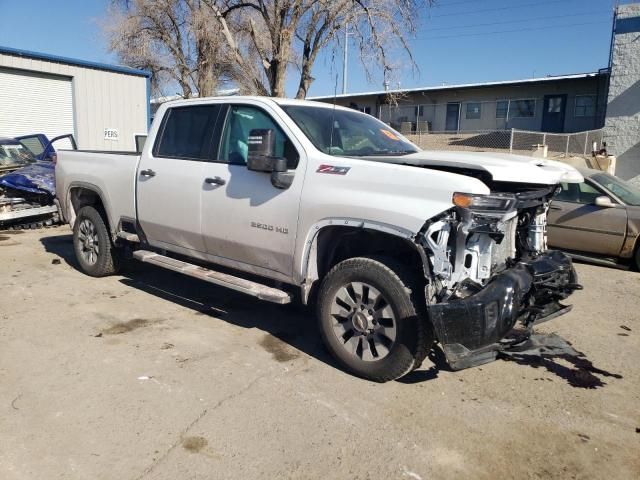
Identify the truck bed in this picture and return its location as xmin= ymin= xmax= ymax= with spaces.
xmin=55 ymin=150 xmax=140 ymax=229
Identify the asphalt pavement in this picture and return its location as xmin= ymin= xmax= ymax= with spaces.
xmin=1 ymin=228 xmax=638 ymax=479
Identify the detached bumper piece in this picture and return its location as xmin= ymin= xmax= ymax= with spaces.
xmin=429 ymin=250 xmax=581 ymax=370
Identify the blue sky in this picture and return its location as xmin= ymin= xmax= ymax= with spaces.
xmin=0 ymin=0 xmax=618 ymax=97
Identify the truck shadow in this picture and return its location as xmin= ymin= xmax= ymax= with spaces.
xmin=41 ymin=233 xmax=446 ymax=381
xmin=41 ymin=234 xmax=618 ymax=387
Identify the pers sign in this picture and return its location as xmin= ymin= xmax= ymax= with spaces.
xmin=104 ymin=128 xmax=119 ymax=141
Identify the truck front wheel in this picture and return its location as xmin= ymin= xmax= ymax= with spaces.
xmin=73 ymin=205 xmax=121 ymax=277
xmin=317 ymin=256 xmax=432 ymax=382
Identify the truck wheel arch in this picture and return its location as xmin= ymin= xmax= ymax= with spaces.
xmin=300 ymin=220 xmax=430 ymax=304
xmin=66 ymin=183 xmax=114 ymax=236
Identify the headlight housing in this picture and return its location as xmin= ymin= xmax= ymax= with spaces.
xmin=452 ymin=192 xmax=517 ymax=213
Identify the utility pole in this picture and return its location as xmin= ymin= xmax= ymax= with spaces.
xmin=342 ymin=23 xmax=349 ymax=94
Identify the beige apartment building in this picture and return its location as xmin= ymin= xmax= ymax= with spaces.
xmin=311 ymin=72 xmax=609 ymax=135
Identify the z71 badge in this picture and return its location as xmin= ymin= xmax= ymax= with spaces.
xmin=316 ymin=164 xmax=351 ymax=175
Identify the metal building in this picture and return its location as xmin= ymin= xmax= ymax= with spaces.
xmin=0 ymin=45 xmax=150 ymax=151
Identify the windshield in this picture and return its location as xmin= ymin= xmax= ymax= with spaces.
xmin=282 ymin=105 xmax=419 ymax=157
xmin=0 ymin=141 xmax=37 ymax=168
xmin=592 ymin=173 xmax=640 ymax=206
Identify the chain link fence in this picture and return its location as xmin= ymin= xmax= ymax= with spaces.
xmin=405 ymin=128 xmax=604 ymax=159
xmin=510 ymin=128 xmax=604 ymax=157
xmin=406 ymin=130 xmax=512 ymax=153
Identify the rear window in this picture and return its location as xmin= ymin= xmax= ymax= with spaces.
xmin=154 ymin=105 xmax=222 ymax=160
xmin=19 ymin=137 xmax=45 ymax=157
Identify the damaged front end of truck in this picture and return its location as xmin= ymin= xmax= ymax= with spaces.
xmin=419 ymin=184 xmax=582 ymax=370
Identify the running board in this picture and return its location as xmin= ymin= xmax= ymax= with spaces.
xmin=132 ymin=250 xmax=292 ymax=304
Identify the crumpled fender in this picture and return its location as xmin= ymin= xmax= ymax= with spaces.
xmin=0 ymin=161 xmax=55 ymax=196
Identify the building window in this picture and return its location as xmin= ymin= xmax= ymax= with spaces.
xmin=547 ymin=97 xmax=563 ymax=113
xmin=575 ymin=95 xmax=596 ymax=117
xmin=466 ymin=102 xmax=481 ymax=119
xmin=496 ymin=100 xmax=509 ymax=119
xmin=513 ymin=99 xmax=535 ymax=117
xmin=414 ymin=105 xmax=424 ymax=117
xmin=359 ymin=106 xmax=372 ymax=115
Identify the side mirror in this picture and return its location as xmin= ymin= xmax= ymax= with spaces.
xmin=594 ymin=195 xmax=615 ymax=208
xmin=246 ymin=129 xmax=287 ymax=173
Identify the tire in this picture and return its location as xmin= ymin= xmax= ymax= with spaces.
xmin=73 ymin=205 xmax=121 ymax=277
xmin=317 ymin=256 xmax=433 ymax=382
xmin=634 ymin=244 xmax=640 ymax=272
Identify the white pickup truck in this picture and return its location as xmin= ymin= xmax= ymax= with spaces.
xmin=56 ymin=97 xmax=583 ymax=381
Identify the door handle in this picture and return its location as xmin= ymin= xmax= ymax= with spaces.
xmin=140 ymin=169 xmax=156 ymax=177
xmin=549 ymin=205 xmax=562 ymax=210
xmin=205 ymin=176 xmax=226 ymax=186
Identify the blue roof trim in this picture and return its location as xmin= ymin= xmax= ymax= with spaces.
xmin=0 ymin=45 xmax=151 ymax=78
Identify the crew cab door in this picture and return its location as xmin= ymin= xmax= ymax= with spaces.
xmin=137 ymin=104 xmax=223 ymax=253
xmin=200 ymin=103 xmax=305 ymax=277
xmin=547 ymin=180 xmax=627 ymax=256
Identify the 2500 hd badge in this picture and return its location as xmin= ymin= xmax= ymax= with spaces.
xmin=251 ymin=221 xmax=289 ymax=234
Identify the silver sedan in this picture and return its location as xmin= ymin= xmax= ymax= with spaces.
xmin=547 ymin=168 xmax=640 ymax=269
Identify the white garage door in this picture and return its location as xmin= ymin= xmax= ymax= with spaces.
xmin=0 ymin=68 xmax=74 ymax=147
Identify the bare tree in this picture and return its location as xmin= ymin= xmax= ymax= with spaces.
xmin=105 ymin=0 xmax=236 ymax=97
xmin=105 ymin=0 xmax=432 ymax=98
xmin=294 ymin=0 xmax=433 ymax=99
xmin=207 ymin=0 xmax=432 ymax=98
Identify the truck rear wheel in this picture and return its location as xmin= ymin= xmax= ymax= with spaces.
xmin=73 ymin=205 xmax=121 ymax=277
xmin=317 ymin=256 xmax=432 ymax=382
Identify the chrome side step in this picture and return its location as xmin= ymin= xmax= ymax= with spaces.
xmin=132 ymin=250 xmax=292 ymax=304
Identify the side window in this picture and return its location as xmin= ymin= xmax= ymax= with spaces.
xmin=577 ymin=181 xmax=603 ymax=204
xmin=135 ymin=134 xmax=147 ymax=154
xmin=555 ymin=181 xmax=605 ymax=204
xmin=555 ymin=182 xmax=578 ymax=202
xmin=219 ymin=106 xmax=299 ymax=168
xmin=155 ymin=105 xmax=221 ymax=160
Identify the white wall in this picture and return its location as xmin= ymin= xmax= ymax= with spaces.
xmin=0 ymin=52 xmax=148 ymax=151
xmin=604 ymin=3 xmax=640 ymax=184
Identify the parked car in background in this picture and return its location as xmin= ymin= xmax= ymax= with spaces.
xmin=0 ymin=134 xmax=75 ymax=228
xmin=547 ymin=168 xmax=640 ymax=269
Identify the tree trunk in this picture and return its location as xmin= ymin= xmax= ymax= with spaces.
xmin=295 ymin=63 xmax=313 ymax=99
xmin=270 ymin=60 xmax=288 ymax=97
xmin=179 ymin=78 xmax=194 ymax=98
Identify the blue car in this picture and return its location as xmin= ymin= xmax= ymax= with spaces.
xmin=0 ymin=134 xmax=76 ymax=227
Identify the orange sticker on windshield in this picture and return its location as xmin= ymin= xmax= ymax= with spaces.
xmin=380 ymin=129 xmax=400 ymax=140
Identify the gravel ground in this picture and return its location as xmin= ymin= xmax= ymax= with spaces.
xmin=0 ymin=227 xmax=638 ymax=480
